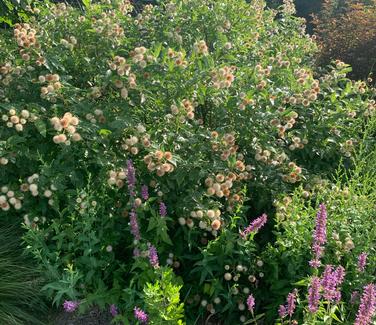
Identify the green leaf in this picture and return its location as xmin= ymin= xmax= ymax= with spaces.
xmin=82 ymin=0 xmax=91 ymax=8
xmin=34 ymin=119 xmax=47 ymax=137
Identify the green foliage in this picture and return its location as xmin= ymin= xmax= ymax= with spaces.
xmin=0 ymin=226 xmax=46 ymax=325
xmin=262 ymin=117 xmax=376 ymax=322
xmin=143 ymin=267 xmax=185 ymax=324
xmin=0 ymin=0 xmax=375 ymax=323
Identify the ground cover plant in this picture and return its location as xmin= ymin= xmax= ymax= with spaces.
xmin=0 ymin=0 xmax=375 ymax=324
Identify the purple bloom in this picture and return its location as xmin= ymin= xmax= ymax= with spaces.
xmin=354 ymin=284 xmax=376 ymax=325
xmin=159 ymin=202 xmax=167 ymax=217
xmin=63 ymin=300 xmax=80 ymax=313
xmin=147 ymin=243 xmax=159 ymax=268
xmin=247 ymin=294 xmax=255 ymax=312
xmin=141 ymin=185 xmax=149 ymax=200
xmin=286 ymin=289 xmax=297 ymax=317
xmin=321 ymin=265 xmax=345 ymax=302
xmin=126 ymin=160 xmax=136 ymax=197
xmin=109 ymin=304 xmax=118 ymax=317
xmin=308 ymin=276 xmax=321 ymax=313
xmin=309 ymin=204 xmax=327 ymax=268
xmin=278 ymin=304 xmax=287 ymax=318
xmin=240 ymin=214 xmax=267 ymax=238
xmin=134 ymin=307 xmax=148 ymax=324
xmin=130 ymin=209 xmax=141 ymax=241
xmin=358 ymin=252 xmax=368 ymax=272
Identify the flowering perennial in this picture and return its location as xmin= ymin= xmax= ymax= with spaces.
xmin=240 ymin=214 xmax=267 ymax=238
xmin=134 ymin=307 xmax=149 ymax=324
xmin=354 ymin=284 xmax=376 ymax=325
xmin=309 ymin=203 xmax=327 ymax=268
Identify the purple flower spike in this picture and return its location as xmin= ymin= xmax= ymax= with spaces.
xmin=247 ymin=294 xmax=255 ymax=312
xmin=354 ymin=284 xmax=376 ymax=325
xmin=159 ymin=202 xmax=167 ymax=217
xmin=126 ymin=160 xmax=136 ymax=197
xmin=63 ymin=300 xmax=80 ymax=313
xmin=134 ymin=307 xmax=149 ymax=324
xmin=321 ymin=265 xmax=345 ymax=302
xmin=141 ymin=185 xmax=149 ymax=200
xmin=240 ymin=214 xmax=267 ymax=238
xmin=147 ymin=243 xmax=159 ymax=268
xmin=308 ymin=276 xmax=321 ymax=313
xmin=358 ymin=252 xmax=368 ymax=272
xmin=130 ymin=209 xmax=141 ymax=241
xmin=109 ymin=304 xmax=118 ymax=317
xmin=287 ymin=289 xmax=297 ymax=317
xmin=278 ymin=305 xmax=287 ymax=318
xmin=309 ymin=204 xmax=327 ymax=268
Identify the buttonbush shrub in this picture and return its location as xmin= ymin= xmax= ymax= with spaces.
xmin=0 ymin=0 xmax=375 ymax=323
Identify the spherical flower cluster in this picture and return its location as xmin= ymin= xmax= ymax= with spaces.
xmin=107 ymin=169 xmax=127 ymax=188
xmin=211 ymin=66 xmax=236 ymax=89
xmin=211 ymin=132 xmax=237 ymax=160
xmin=193 ymin=40 xmax=209 ymax=55
xmin=143 ymin=150 xmax=175 ymax=176
xmin=190 ymin=208 xmax=222 ymax=232
xmin=0 ymin=186 xmax=23 ymax=211
xmin=60 ymin=36 xmax=77 ymax=50
xmin=282 ymin=161 xmax=302 ymax=184
xmin=170 ymin=99 xmax=196 ymax=121
xmin=39 ymin=73 xmax=62 ymax=98
xmin=2 ymin=108 xmax=34 ymax=132
xmin=109 ymin=56 xmax=131 ymax=77
xmin=122 ymin=129 xmax=150 ymax=155
xmin=50 ymin=112 xmax=81 ymax=144
xmin=167 ymin=48 xmax=187 ymax=67
xmin=238 ymin=92 xmax=255 ymax=110
xmin=92 ymin=13 xmax=124 ymax=39
xmin=85 ymin=109 xmax=106 ymax=124
xmin=205 ymin=173 xmax=236 ymax=199
xmin=131 ymin=46 xmax=154 ymax=68
xmin=14 ymin=23 xmax=39 ymax=50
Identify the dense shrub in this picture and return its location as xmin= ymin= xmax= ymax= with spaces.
xmin=0 ymin=0 xmax=375 ymax=323
xmin=313 ymin=0 xmax=376 ymax=82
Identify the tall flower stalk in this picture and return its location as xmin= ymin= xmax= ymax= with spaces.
xmin=309 ymin=204 xmax=327 ymax=268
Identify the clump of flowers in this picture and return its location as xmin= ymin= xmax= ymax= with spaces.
xmin=2 ymin=108 xmax=35 ymax=132
xmin=211 ymin=66 xmax=236 ymax=89
xmin=39 ymin=73 xmax=62 ymax=98
xmin=63 ymin=300 xmax=80 ymax=313
xmin=170 ymin=99 xmax=196 ymax=121
xmin=134 ymin=307 xmax=148 ymax=324
xmin=143 ymin=150 xmax=175 ymax=176
xmin=50 ymin=112 xmax=81 ymax=144
xmin=193 ymin=40 xmax=209 ymax=55
xmin=107 ymin=169 xmax=127 ymax=188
